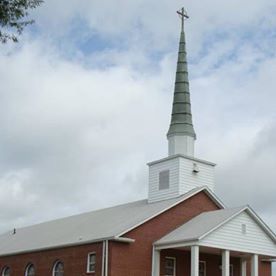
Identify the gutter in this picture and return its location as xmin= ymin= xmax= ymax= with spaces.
xmin=105 ymin=240 xmax=108 ymax=276
xmin=0 ymin=236 xmax=134 ymax=258
xmin=101 ymin=241 xmax=105 ymax=276
xmin=261 ymin=259 xmax=276 ymax=262
xmin=111 ymin=237 xmax=135 ymax=243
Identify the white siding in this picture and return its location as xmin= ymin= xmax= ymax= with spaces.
xmin=148 ymin=155 xmax=215 ymax=203
xmin=148 ymin=157 xmax=180 ymax=203
xmin=179 ymin=158 xmax=215 ymax=194
xmin=200 ymin=211 xmax=276 ymax=257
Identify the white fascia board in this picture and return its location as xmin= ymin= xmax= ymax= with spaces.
xmin=0 ymin=236 xmax=115 ymax=257
xmin=198 ymin=206 xmax=276 ymax=244
xmin=147 ymin=154 xmax=216 ymax=167
xmin=0 ymin=236 xmax=135 ymax=258
xmin=198 ymin=242 xmax=276 ymax=258
xmin=154 ymin=240 xmax=198 ymax=250
xmin=245 ymin=206 xmax=276 ymax=243
xmin=198 ymin=206 xmax=247 ymax=240
xmin=117 ymin=187 xmax=225 ymax=238
xmin=201 ymin=186 xmax=226 ymax=209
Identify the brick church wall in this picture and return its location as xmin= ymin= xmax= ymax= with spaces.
xmin=108 ymin=191 xmax=220 ymax=276
xmin=0 ymin=242 xmax=103 ymax=276
xmin=0 ymin=191 xmax=272 ymax=276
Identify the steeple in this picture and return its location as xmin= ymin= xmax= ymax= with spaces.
xmin=147 ymin=9 xmax=216 ymax=203
xmin=167 ymin=8 xmax=196 ymax=157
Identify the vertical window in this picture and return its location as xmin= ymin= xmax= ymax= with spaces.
xmin=2 ymin=267 xmax=11 ymax=276
xmin=87 ymin=253 xmax=96 ymax=273
xmin=159 ymin=170 xmax=170 ymax=190
xmin=242 ymin=224 xmax=247 ymax=234
xmin=52 ymin=261 xmax=64 ymax=276
xmin=25 ymin=264 xmax=35 ymax=276
xmin=165 ymin=257 xmax=176 ymax=276
xmin=199 ymin=261 xmax=206 ymax=276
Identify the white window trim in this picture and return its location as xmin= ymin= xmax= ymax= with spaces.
xmin=87 ymin=252 xmax=96 ymax=273
xmin=25 ymin=263 xmax=35 ymax=276
xmin=199 ymin=260 xmax=206 ymax=276
xmin=159 ymin=170 xmax=170 ymax=190
xmin=1 ymin=267 xmax=10 ymax=276
xmin=52 ymin=260 xmax=64 ymax=276
xmin=165 ymin=256 xmax=176 ymax=276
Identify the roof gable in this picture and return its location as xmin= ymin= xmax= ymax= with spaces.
xmin=201 ymin=208 xmax=276 ymax=256
xmin=155 ymin=206 xmax=276 ymax=257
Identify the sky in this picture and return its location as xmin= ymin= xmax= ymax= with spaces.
xmin=0 ymin=0 xmax=276 ymax=270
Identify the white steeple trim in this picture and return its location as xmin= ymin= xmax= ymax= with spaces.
xmin=168 ymin=135 xmax=195 ymax=156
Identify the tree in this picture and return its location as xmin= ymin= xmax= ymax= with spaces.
xmin=0 ymin=0 xmax=43 ymax=43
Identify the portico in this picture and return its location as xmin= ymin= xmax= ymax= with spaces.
xmin=152 ymin=206 xmax=276 ymax=276
xmin=152 ymin=245 xmax=263 ymax=276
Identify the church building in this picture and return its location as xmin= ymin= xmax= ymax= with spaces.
xmin=0 ymin=8 xmax=276 ymax=276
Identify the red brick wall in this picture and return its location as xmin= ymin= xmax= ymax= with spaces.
xmin=108 ymin=191 xmax=220 ymax=276
xmin=0 ymin=191 xmax=272 ymax=276
xmin=259 ymin=260 xmax=271 ymax=276
xmin=0 ymin=242 xmax=103 ymax=276
xmin=108 ymin=191 xmax=272 ymax=276
xmin=246 ymin=258 xmax=272 ymax=276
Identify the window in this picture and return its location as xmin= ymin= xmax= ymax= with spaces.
xmin=159 ymin=170 xmax=170 ymax=190
xmin=199 ymin=261 xmax=206 ymax=276
xmin=87 ymin=253 xmax=96 ymax=273
xmin=165 ymin=257 xmax=176 ymax=276
xmin=242 ymin=224 xmax=247 ymax=234
xmin=53 ymin=261 xmax=64 ymax=276
xmin=2 ymin=267 xmax=11 ymax=276
xmin=25 ymin=264 xmax=35 ymax=276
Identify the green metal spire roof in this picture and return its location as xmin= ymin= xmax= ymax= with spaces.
xmin=167 ymin=10 xmax=196 ymax=139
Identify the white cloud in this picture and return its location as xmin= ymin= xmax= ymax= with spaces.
xmin=0 ymin=3 xmax=276 ymax=267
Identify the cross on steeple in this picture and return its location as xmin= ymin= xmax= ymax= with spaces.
xmin=176 ymin=7 xmax=189 ymax=31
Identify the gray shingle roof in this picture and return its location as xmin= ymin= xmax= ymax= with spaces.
xmin=0 ymin=186 xmax=220 ymax=256
xmin=155 ymin=207 xmax=245 ymax=246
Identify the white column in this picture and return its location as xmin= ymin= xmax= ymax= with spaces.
xmin=241 ymin=259 xmax=247 ymax=276
xmin=152 ymin=248 xmax=160 ymax=276
xmin=191 ymin=245 xmax=199 ymax=276
xmin=222 ymin=250 xmax=230 ymax=276
xmin=251 ymin=254 xmax=258 ymax=276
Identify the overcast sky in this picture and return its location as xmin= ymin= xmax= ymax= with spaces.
xmin=0 ymin=0 xmax=276 ymax=269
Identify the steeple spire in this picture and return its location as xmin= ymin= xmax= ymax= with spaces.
xmin=167 ymin=8 xmax=196 ymax=157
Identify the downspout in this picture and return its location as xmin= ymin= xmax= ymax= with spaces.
xmin=105 ymin=240 xmax=109 ymax=276
xmin=101 ymin=240 xmax=106 ymax=276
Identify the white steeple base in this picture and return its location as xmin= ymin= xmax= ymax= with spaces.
xmin=147 ymin=154 xmax=216 ymax=203
xmin=168 ymin=135 xmax=195 ymax=157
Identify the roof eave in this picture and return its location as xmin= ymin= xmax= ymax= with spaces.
xmin=0 ymin=235 xmax=136 ymax=258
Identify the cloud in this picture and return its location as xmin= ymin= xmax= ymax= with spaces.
xmin=0 ymin=3 xmax=276 ymax=267
xmin=0 ymin=37 xmax=173 ymax=230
